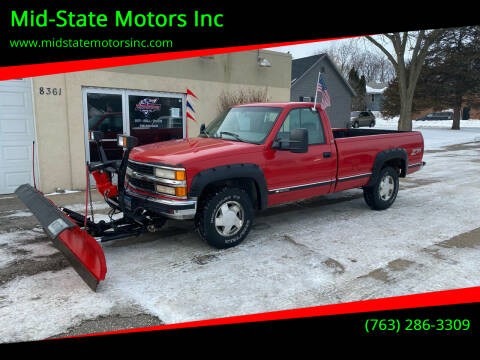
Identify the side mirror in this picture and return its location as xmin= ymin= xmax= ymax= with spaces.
xmin=117 ymin=134 xmax=138 ymax=150
xmin=289 ymin=128 xmax=308 ymax=153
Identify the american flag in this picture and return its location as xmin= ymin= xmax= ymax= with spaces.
xmin=316 ymin=74 xmax=331 ymax=110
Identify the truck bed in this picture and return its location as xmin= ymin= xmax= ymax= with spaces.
xmin=332 ymin=128 xmax=405 ymax=138
xmin=331 ymin=128 xmax=425 ymax=192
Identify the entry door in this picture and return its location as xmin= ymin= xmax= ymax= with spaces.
xmin=82 ymin=88 xmax=127 ymax=163
xmin=266 ymin=107 xmax=336 ymax=205
xmin=83 ymin=88 xmax=186 ymax=163
xmin=0 ymin=79 xmax=36 ymax=194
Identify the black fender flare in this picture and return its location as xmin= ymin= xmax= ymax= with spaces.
xmin=188 ymin=163 xmax=269 ymax=210
xmin=366 ymin=148 xmax=408 ymax=187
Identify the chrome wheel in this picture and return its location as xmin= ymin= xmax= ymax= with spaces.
xmin=379 ymin=175 xmax=394 ymax=201
xmin=214 ymin=201 xmax=244 ymax=236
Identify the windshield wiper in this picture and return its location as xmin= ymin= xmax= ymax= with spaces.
xmin=219 ymin=131 xmax=245 ymax=142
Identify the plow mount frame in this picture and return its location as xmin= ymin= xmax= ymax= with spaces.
xmin=14 ymin=133 xmax=167 ymax=291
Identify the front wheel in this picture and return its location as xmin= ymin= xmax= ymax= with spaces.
xmin=363 ymin=166 xmax=399 ymax=210
xmin=369 ymin=121 xmax=375 ymax=128
xmin=195 ymin=187 xmax=254 ymax=249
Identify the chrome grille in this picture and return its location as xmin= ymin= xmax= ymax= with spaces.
xmin=127 ymin=161 xmax=154 ymax=175
xmin=128 ymin=177 xmax=155 ymax=192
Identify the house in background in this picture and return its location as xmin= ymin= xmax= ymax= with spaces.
xmin=290 ymin=54 xmax=356 ymax=128
xmin=365 ymin=82 xmax=387 ymax=112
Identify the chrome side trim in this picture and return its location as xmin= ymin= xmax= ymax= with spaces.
xmin=408 ymin=162 xmax=423 ymax=168
xmin=337 ymin=173 xmax=372 ymax=182
xmin=268 ymin=179 xmax=335 ymax=194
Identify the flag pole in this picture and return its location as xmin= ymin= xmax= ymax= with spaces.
xmin=312 ymin=72 xmax=321 ymax=111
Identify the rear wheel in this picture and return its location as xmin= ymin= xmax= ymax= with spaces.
xmin=353 ymin=121 xmax=360 ymax=128
xmin=363 ymin=166 xmax=399 ymax=210
xmin=195 ymin=187 xmax=254 ymax=249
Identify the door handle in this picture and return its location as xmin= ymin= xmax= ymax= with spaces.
xmin=323 ymin=152 xmax=332 ymax=158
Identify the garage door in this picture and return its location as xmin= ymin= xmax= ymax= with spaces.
xmin=0 ymin=79 xmax=36 ymax=194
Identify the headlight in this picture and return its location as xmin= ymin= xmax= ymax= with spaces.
xmin=155 ymin=168 xmax=175 ymax=179
xmin=155 ymin=184 xmax=187 ymax=197
xmin=156 ymin=184 xmax=176 ymax=196
xmin=154 ymin=168 xmax=186 ymax=181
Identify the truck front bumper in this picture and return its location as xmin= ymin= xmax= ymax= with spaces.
xmin=124 ymin=188 xmax=197 ymax=220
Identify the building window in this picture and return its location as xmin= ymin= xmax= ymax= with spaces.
xmin=86 ymin=92 xmax=123 ymax=162
xmin=83 ymin=88 xmax=185 ymax=163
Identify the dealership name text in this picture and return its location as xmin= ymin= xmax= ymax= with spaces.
xmin=11 ymin=10 xmax=224 ymax=28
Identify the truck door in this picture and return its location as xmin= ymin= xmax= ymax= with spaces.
xmin=265 ymin=107 xmax=337 ymax=206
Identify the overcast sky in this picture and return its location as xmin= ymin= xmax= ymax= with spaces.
xmin=264 ymin=35 xmax=400 ymax=60
xmin=265 ymin=38 xmax=355 ymax=59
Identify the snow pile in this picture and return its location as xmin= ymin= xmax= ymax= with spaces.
xmin=0 ymin=270 xmax=117 ymax=343
xmin=45 ymin=190 xmax=80 ymax=196
xmin=375 ymin=116 xmax=480 ymax=129
xmin=375 ymin=116 xmax=480 ymax=150
xmin=1 ymin=211 xmax=32 ymax=218
xmin=366 ymin=85 xmax=387 ymax=94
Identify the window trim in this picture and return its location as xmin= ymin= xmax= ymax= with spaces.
xmin=273 ymin=107 xmax=326 ymax=146
xmin=82 ymin=87 xmax=186 ymax=164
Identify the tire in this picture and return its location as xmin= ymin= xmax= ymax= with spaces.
xmin=195 ymin=187 xmax=254 ymax=249
xmin=369 ymin=121 xmax=375 ymax=128
xmin=353 ymin=121 xmax=360 ymax=128
xmin=362 ymin=166 xmax=399 ymax=210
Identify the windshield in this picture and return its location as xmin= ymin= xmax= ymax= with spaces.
xmin=204 ymin=106 xmax=283 ymax=144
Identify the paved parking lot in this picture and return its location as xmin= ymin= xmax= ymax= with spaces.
xmin=1 ymin=127 xmax=480 ymax=343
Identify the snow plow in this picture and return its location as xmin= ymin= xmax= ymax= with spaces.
xmin=15 ymin=132 xmax=166 ymax=291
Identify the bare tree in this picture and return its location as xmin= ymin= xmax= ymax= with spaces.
xmin=366 ymin=30 xmax=446 ymax=130
xmin=217 ymin=87 xmax=269 ymax=113
xmin=324 ymin=39 xmax=395 ymax=84
xmin=362 ymin=52 xmax=396 ymax=83
xmin=324 ymin=40 xmax=360 ymax=77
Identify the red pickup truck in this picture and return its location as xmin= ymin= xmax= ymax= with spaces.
xmin=16 ymin=101 xmax=425 ymax=290
xmin=124 ymin=102 xmax=425 ymax=249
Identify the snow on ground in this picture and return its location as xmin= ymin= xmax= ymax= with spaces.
xmin=375 ymin=116 xmax=480 ymax=149
xmin=1 ymin=124 xmax=480 ymax=342
xmin=58 ymin=201 xmax=111 ymax=213
xmin=1 ymin=211 xmax=33 ymax=218
xmin=0 ymin=201 xmax=111 ymax=221
xmin=45 ymin=190 xmax=81 ymax=196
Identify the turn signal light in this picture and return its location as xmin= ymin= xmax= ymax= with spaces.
xmin=175 ymin=187 xmax=187 ymax=197
xmin=117 ymin=134 xmax=138 ymax=149
xmin=175 ymin=171 xmax=186 ymax=181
